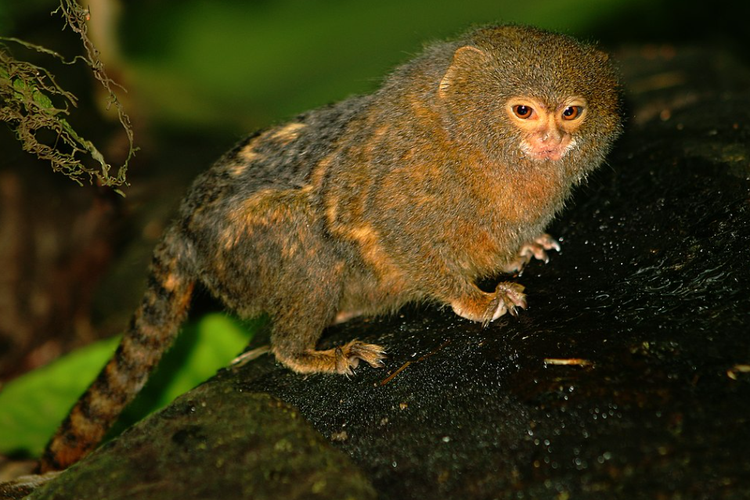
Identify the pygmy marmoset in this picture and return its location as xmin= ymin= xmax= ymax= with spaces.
xmin=41 ymin=24 xmax=622 ymax=471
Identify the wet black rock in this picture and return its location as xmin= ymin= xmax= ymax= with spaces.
xmin=27 ymin=388 xmax=376 ymax=500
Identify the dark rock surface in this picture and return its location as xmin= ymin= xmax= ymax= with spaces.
xmin=28 ymin=45 xmax=750 ymax=499
xmin=27 ymin=387 xmax=376 ymax=500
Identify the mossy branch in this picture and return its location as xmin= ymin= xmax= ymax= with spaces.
xmin=0 ymin=0 xmax=136 ymax=193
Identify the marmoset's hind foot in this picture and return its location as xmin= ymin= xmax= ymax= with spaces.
xmin=274 ymin=340 xmax=386 ymax=375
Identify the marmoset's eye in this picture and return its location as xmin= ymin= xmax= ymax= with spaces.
xmin=561 ymin=105 xmax=583 ymax=120
xmin=512 ymin=105 xmax=534 ymax=119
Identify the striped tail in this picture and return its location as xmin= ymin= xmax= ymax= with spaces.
xmin=40 ymin=227 xmax=195 ymax=472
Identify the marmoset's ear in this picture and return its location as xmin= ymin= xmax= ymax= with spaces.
xmin=439 ymin=45 xmax=487 ymax=99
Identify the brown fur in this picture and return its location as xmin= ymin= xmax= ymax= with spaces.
xmin=40 ymin=25 xmax=621 ymax=472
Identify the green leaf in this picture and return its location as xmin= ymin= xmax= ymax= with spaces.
xmin=124 ymin=313 xmax=259 ymax=416
xmin=0 ymin=313 xmax=259 ymax=458
xmin=0 ymin=335 xmax=120 ymax=457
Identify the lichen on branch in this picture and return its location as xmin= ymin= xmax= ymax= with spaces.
xmin=0 ymin=0 xmax=136 ymax=193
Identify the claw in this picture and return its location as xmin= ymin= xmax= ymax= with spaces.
xmin=502 ymin=233 xmax=561 ymax=274
xmin=485 ymin=281 xmax=527 ymax=323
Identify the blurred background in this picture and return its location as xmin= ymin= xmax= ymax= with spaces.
xmin=0 ymin=0 xmax=744 ymax=402
xmin=2 ymin=0 xmax=746 ymax=140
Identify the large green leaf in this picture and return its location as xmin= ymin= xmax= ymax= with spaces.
xmin=0 ymin=313 xmax=258 ymax=457
xmin=0 ymin=335 xmax=120 ymax=458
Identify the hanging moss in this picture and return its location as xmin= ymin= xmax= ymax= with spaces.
xmin=0 ymin=0 xmax=135 ymax=193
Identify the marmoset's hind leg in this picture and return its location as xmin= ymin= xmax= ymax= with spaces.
xmin=267 ymin=268 xmax=385 ymax=375
xmin=211 ymin=187 xmax=386 ymax=375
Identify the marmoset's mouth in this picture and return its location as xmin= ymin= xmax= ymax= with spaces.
xmin=532 ymin=148 xmax=564 ymax=161
xmin=521 ymin=136 xmax=576 ymax=162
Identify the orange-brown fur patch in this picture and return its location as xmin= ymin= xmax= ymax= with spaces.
xmin=235 ymin=136 xmax=264 ymax=164
xmin=220 ymin=186 xmax=314 ymax=251
xmin=270 ymin=122 xmax=307 ymax=144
